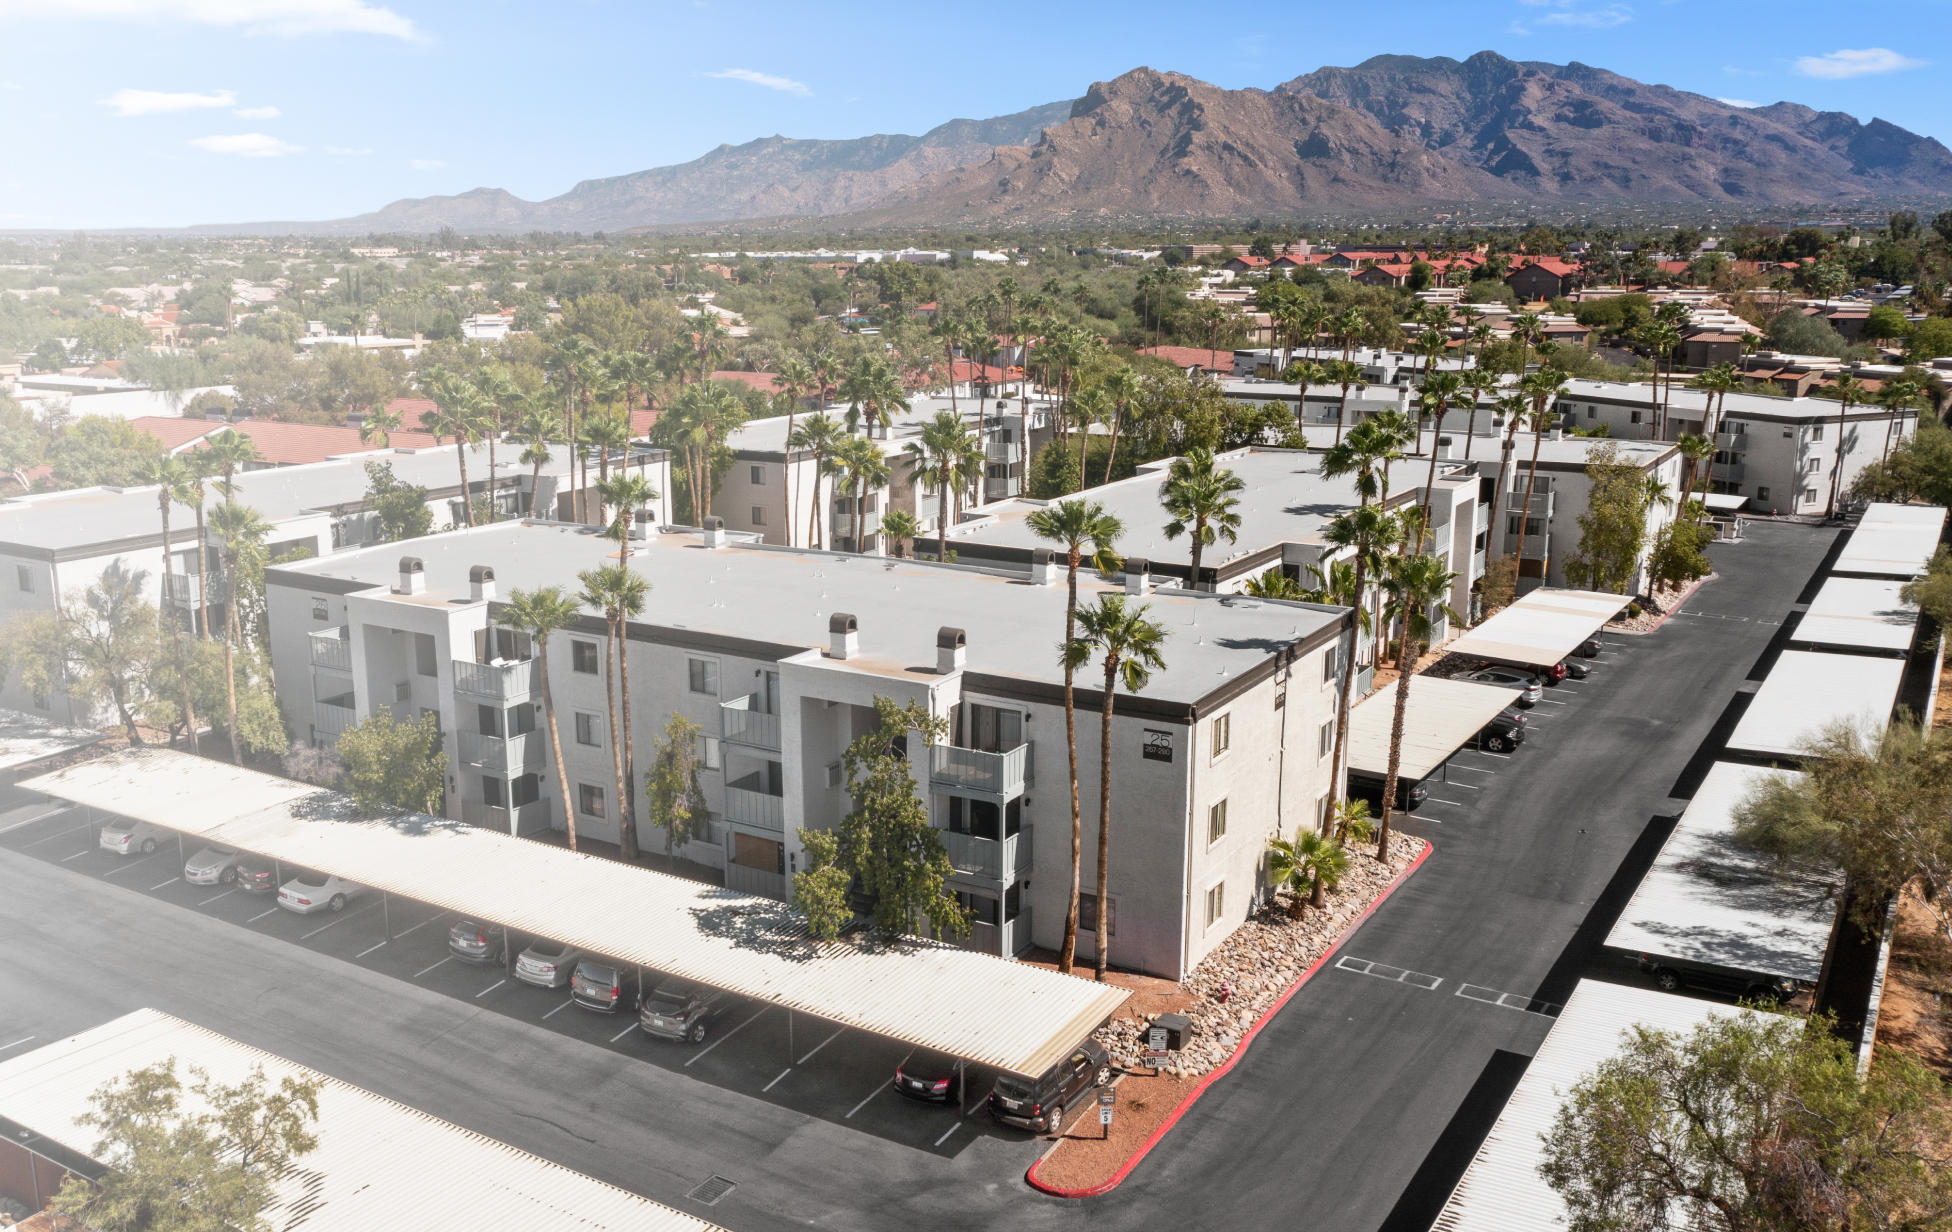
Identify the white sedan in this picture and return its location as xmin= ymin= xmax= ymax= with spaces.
xmin=99 ymin=819 xmax=168 ymax=856
xmin=277 ymin=872 xmax=363 ymax=915
xmin=183 ymin=845 xmax=242 ymax=886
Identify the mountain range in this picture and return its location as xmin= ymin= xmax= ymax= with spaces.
xmin=191 ymin=52 xmax=1952 ymax=235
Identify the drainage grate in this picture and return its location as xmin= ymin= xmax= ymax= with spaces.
xmin=685 ymin=1176 xmax=737 ymax=1206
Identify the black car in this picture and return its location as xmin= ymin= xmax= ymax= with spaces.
xmin=1477 ymin=706 xmax=1527 ymax=754
xmin=637 ymin=978 xmax=736 ymax=1042
xmin=894 ymin=1048 xmax=965 ymax=1104
xmin=988 ymin=1039 xmax=1111 ymax=1133
xmin=1637 ymin=954 xmax=1796 ymax=1003
xmin=1347 ymin=768 xmax=1426 ymax=811
xmin=234 ymin=857 xmax=279 ymax=894
xmin=569 ymin=960 xmax=629 ymax=1013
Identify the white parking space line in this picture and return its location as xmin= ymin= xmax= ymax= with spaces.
xmin=249 ymin=907 xmax=279 ymax=922
xmin=22 ymin=824 xmax=85 ymax=849
xmin=476 ymin=979 xmax=506 ymax=999
xmin=0 ymin=805 xmax=70 ymax=835
xmin=393 ymin=915 xmax=440 ymax=938
xmin=542 ymin=997 xmax=573 ymax=1019
xmin=0 ymin=1037 xmax=33 ymax=1053
xmin=1424 ymin=797 xmax=1468 ymax=807
xmin=1450 ymin=765 xmax=1497 ymax=773
xmin=762 ymin=1068 xmax=791 ymax=1092
xmin=934 ymin=1122 xmax=961 ymax=1147
xmin=301 ymin=903 xmax=378 ymax=939
xmin=355 ymin=941 xmax=388 ymax=958
xmin=60 ymin=850 xmax=89 ymax=862
xmin=101 ymin=854 xmax=160 ymax=877
xmin=150 ymin=877 xmax=179 ymax=890
xmin=413 ymin=956 xmax=451 ymax=979
xmin=799 ymin=1027 xmax=845 ymax=1065
xmin=197 ymin=889 xmax=235 ymax=906
xmin=848 ymin=1048 xmax=913 ymax=1118
xmin=1469 ymin=751 xmax=1513 ymax=760
xmin=610 ymin=1023 xmax=638 ymax=1043
xmin=1537 ymin=699 xmax=1568 ymax=705
xmin=685 ymin=1008 xmax=767 ymax=1067
xmin=1447 ymin=782 xmax=1481 ymax=790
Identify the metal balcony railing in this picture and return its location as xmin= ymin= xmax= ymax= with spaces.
xmin=985 ymin=440 xmax=1021 ymax=463
xmin=1509 ymin=535 xmax=1552 ymax=560
xmin=461 ymin=799 xmax=552 ymax=834
xmin=720 ymin=696 xmax=780 ymax=751
xmin=942 ymin=824 xmax=1034 ymax=881
xmin=929 ymin=742 xmax=1033 ymax=798
xmin=1505 ymin=489 xmax=1554 ymax=517
xmin=458 ymin=729 xmax=544 ymax=773
xmin=1710 ymin=462 xmax=1746 ymax=482
xmin=984 ymin=478 xmax=1017 ymax=500
xmin=724 ymin=783 xmax=784 ymax=831
xmin=313 ymin=701 xmax=356 ymax=740
xmin=831 ymin=512 xmax=880 ymax=537
xmin=164 ymin=572 xmax=222 ymax=604
xmin=452 ymin=658 xmax=538 ymax=701
xmin=309 ymin=626 xmax=351 ymax=671
xmin=1714 ymin=432 xmax=1749 ymax=451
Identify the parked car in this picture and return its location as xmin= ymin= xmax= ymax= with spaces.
xmin=1529 ymin=661 xmax=1569 ymax=685
xmin=98 ymin=819 xmax=167 ymax=856
xmin=1347 ymin=768 xmax=1426 ymax=811
xmin=569 ymin=959 xmax=629 ymax=1013
xmin=1563 ymin=659 xmax=1589 ymax=681
xmin=514 ymin=939 xmax=585 ymax=989
xmin=1636 ymin=954 xmax=1796 ymax=1003
xmin=895 ymin=1048 xmax=966 ymax=1104
xmin=1477 ymin=707 xmax=1527 ymax=754
xmin=1463 ymin=667 xmax=1542 ymax=707
xmin=182 ymin=845 xmax=242 ymax=885
xmin=234 ymin=857 xmax=279 ymax=894
xmin=1573 ymin=638 xmax=1602 ymax=658
xmin=277 ymin=871 xmax=362 ymax=915
xmin=988 ymin=1039 xmax=1112 ymax=1132
xmin=637 ymin=978 xmax=736 ymax=1042
xmin=448 ymin=920 xmax=506 ymax=966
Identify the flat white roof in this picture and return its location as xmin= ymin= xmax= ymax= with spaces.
xmin=1725 ymin=649 xmax=1905 ymax=760
xmin=0 ymin=1008 xmax=723 ymax=1232
xmin=1433 ymin=980 xmax=1762 ymax=1231
xmin=1605 ymin=761 xmax=1837 ymax=982
xmin=1832 ymin=503 xmax=1946 ymax=578
xmin=1345 ymin=676 xmax=1515 ymax=781
xmin=22 ymin=748 xmax=1128 ymax=1079
xmin=1795 ymin=576 xmax=1918 ymax=654
xmin=0 ymin=709 xmax=108 ymax=772
xmin=1702 ymin=492 xmax=1748 ymax=513
xmin=1443 ymin=588 xmax=1630 ymax=667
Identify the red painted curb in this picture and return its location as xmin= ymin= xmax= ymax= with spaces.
xmin=1025 ymin=837 xmax=1436 ymax=1199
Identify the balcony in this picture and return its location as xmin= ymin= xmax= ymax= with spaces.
xmin=984 ymin=478 xmax=1018 ymax=500
xmin=1509 ymin=534 xmax=1552 ymax=560
xmin=309 ymin=626 xmax=351 ymax=671
xmin=1714 ymin=431 xmax=1749 ymax=451
xmin=943 ymin=824 xmax=1034 ymax=882
xmin=1504 ymin=489 xmax=1554 ymax=517
xmin=458 ymin=729 xmax=544 ymax=773
xmin=720 ymin=696 xmax=780 ymax=751
xmin=965 ymin=907 xmax=1033 ymax=958
xmin=453 ymin=657 xmax=538 ymax=701
xmin=164 ymin=572 xmax=222 ymax=604
xmin=313 ymin=700 xmax=356 ymax=740
xmin=461 ymin=799 xmax=552 ymax=836
xmin=1472 ymin=548 xmax=1487 ymax=578
xmin=831 ymin=511 xmax=881 ymax=538
xmin=1710 ymin=462 xmax=1746 ymax=482
xmin=929 ymin=742 xmax=1033 ymax=799
xmin=724 ymin=781 xmax=785 ymax=831
xmin=985 ymin=440 xmax=1021 ymax=464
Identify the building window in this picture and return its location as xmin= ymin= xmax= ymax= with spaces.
xmin=1204 ymin=882 xmax=1225 ymax=930
xmin=688 ymin=657 xmax=719 ymax=695
xmin=574 ymin=711 xmax=601 ymax=747
xmin=750 ymin=465 xmax=766 ymax=485
xmin=1586 ymin=406 xmax=1596 ymax=419
xmin=578 ymin=783 xmax=605 ymax=818
xmin=1207 ymin=799 xmax=1228 ymax=845
xmin=312 ymin=597 xmax=329 ymax=620
xmin=1806 ymin=457 xmax=1821 ymax=473
xmin=1801 ymin=488 xmax=1819 ymax=505
xmin=825 ymin=760 xmax=843 ymax=789
xmin=15 ymin=565 xmax=30 ymax=593
xmin=750 ymin=506 xmax=767 ymax=526
xmin=1078 ymin=892 xmax=1116 ymax=935
xmin=1629 ymin=410 xmax=1642 ymax=424
xmin=1809 ymin=424 xmax=1824 ymax=441
xmin=414 ymin=632 xmax=437 ymax=677
xmin=1210 ymin=713 xmax=1231 ymax=758
xmin=1318 ymin=719 xmax=1334 ymax=759
xmin=572 ymin=640 xmax=598 ymax=674
xmin=697 ymin=735 xmax=721 ymax=770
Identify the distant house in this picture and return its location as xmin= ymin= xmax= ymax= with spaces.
xmin=1354 ymin=263 xmax=1414 ymax=288
xmin=1682 ymin=332 xmax=1750 ymax=368
xmin=1223 ymin=255 xmax=1272 ymax=273
xmin=126 ymin=416 xmax=443 ymax=469
xmin=1506 ymin=258 xmax=1580 ymax=301
xmin=1137 ymin=345 xmax=1235 ymax=375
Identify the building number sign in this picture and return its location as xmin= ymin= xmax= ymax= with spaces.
xmin=1142 ymin=729 xmax=1173 ymax=763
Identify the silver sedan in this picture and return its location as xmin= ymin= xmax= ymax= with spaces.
xmin=183 ymin=845 xmax=242 ymax=886
xmin=514 ymin=939 xmax=586 ymax=988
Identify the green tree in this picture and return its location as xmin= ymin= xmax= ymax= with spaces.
xmin=878 ymin=507 xmax=919 ymax=557
xmin=1562 ymin=441 xmax=1652 ymax=594
xmin=209 ymin=501 xmax=270 ymax=763
xmin=418 ymin=367 xmax=486 ymax=527
xmin=135 ymin=454 xmax=200 ymax=754
xmin=786 ymin=411 xmax=842 ymax=548
xmin=49 ymin=1058 xmax=322 ymax=1232
xmin=904 ymin=409 xmax=978 ymax=561
xmin=336 ymin=705 xmax=446 ymax=815
xmin=1646 ymin=518 xmax=1715 ymax=591
xmin=42 ymin=415 xmax=165 ymax=491
xmin=1066 ymin=594 xmax=1168 ymax=979
xmin=361 ymin=461 xmax=433 ymax=542
xmin=1826 ymin=373 xmax=1868 ymax=517
xmin=1540 ymin=1010 xmax=1952 ymax=1232
xmin=12 ymin=560 xmax=159 ymax=743
xmin=1159 ymin=446 xmax=1245 ymax=590
xmin=500 ymin=586 xmax=584 ymax=850
xmin=1244 ymin=566 xmax=1307 ymax=600
xmin=1907 ymin=318 xmax=1952 ymax=363
xmin=829 ymin=433 xmax=890 ymax=554
xmin=1376 ymin=553 xmax=1460 ymax=860
xmin=645 ymin=713 xmax=709 ymax=863
xmin=1864 ymin=304 xmax=1911 ymax=347
xmin=1267 ymin=830 xmax=1348 ymax=916
xmin=1322 ymin=504 xmax=1403 ymax=806
xmin=1901 ymin=547 xmax=1952 ymax=630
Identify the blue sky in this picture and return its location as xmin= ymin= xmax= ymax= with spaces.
xmin=1 ymin=0 xmax=1945 ymax=230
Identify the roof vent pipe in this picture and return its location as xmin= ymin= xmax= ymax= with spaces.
xmin=469 ymin=565 xmax=495 ymax=602
xmin=397 ymin=556 xmax=424 ymax=595
xmin=702 ymin=516 xmax=726 ymax=549
xmin=1030 ymin=548 xmax=1059 ymax=587
xmin=829 ymin=612 xmax=858 ymax=660
xmin=936 ymin=626 xmax=966 ymax=675
xmin=1124 ymin=558 xmax=1152 ymax=597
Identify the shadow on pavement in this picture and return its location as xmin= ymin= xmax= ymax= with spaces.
xmin=1375 ymin=1049 xmax=1533 ymax=1232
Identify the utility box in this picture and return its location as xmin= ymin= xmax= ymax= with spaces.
xmin=1148 ymin=1012 xmax=1192 ymax=1052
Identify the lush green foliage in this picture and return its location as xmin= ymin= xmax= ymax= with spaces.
xmin=335 ymin=706 xmax=448 ymax=815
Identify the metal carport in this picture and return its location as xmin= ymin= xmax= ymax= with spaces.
xmin=1792 ymin=576 xmax=1918 ymax=655
xmin=1832 ymin=502 xmax=1946 ymax=580
xmin=23 ymin=748 xmax=1129 ymax=1079
xmin=1724 ymin=649 xmax=1906 ymax=761
xmin=1605 ymin=760 xmax=1837 ymax=984
xmin=1441 ymin=588 xmax=1629 ymax=668
xmin=1344 ymin=676 xmax=1518 ymax=782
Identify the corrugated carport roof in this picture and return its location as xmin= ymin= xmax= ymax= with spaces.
xmin=1605 ymin=761 xmax=1837 ymax=983
xmin=0 ymin=1008 xmax=724 ymax=1232
xmin=1725 ymin=649 xmax=1905 ymax=760
xmin=1433 ymin=981 xmax=1761 ymax=1231
xmin=23 ymin=749 xmax=1128 ymax=1079
xmin=1833 ymin=502 xmax=1946 ymax=579
xmin=1345 ymin=677 xmax=1515 ymax=781
xmin=1441 ymin=588 xmax=1629 ymax=667
xmin=1794 ymin=576 xmax=1917 ymax=654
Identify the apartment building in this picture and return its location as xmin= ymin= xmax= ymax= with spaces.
xmin=264 ymin=519 xmax=1354 ymax=980
xmin=1481 ymin=434 xmax=1683 ymax=591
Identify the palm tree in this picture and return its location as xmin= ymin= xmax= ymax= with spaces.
xmin=1069 ymin=385 xmax=1111 ymax=483
xmin=1282 ymin=359 xmax=1327 ymax=435
xmin=1267 ymin=831 xmax=1348 ymax=915
xmin=1694 ymin=362 xmax=1735 ymax=440
xmin=419 ymin=371 xmax=484 ymax=526
xmin=1159 ymin=447 xmax=1245 ymax=590
xmin=1098 ymin=366 xmax=1141 ymax=486
xmin=905 ymin=410 xmax=978 ymax=562
xmin=1376 ymin=554 xmax=1462 ymax=860
xmin=208 ymin=500 xmax=269 ymax=765
xmin=514 ymin=405 xmax=565 ymax=518
xmin=1634 ymin=322 xmax=1679 ymax=437
xmin=1674 ymin=432 xmax=1714 ymax=507
xmin=1459 ymin=368 xmax=1502 ymax=460
xmin=579 ymin=564 xmax=650 ymax=859
xmin=1510 ymin=370 xmax=1571 ymax=570
xmin=546 ymin=335 xmax=600 ymax=521
xmin=1414 ymin=371 xmax=1466 ymax=551
xmin=1025 ymin=499 xmax=1123 ymax=975
xmin=932 ymin=315 xmax=964 ymax=419
xmin=1467 ymin=321 xmax=1496 ymax=367
xmin=879 ymin=508 xmax=919 ymax=557
xmin=831 ymin=434 xmax=890 ymax=553
xmin=1298 ymin=297 xmax=1332 ymax=362
xmin=598 ymin=472 xmax=660 ymax=550
xmin=1510 ymin=311 xmax=1544 ymax=375
xmin=198 ymin=427 xmax=260 ymax=501
xmin=1271 ymin=298 xmax=1305 ymax=371
xmin=1826 ymin=373 xmax=1865 ymax=518
xmin=787 ymin=412 xmax=842 ymax=549
xmin=1065 ymin=594 xmax=1168 ymax=981
xmin=179 ymin=450 xmax=216 ymax=640
xmin=1322 ymin=419 xmax=1396 ymax=508
xmin=1244 ymin=567 xmax=1308 ymax=600
xmin=1880 ymin=378 xmax=1921 ymax=463
xmin=1333 ymin=307 xmax=1367 ymax=363
xmin=773 ymin=355 xmax=815 ymax=543
xmin=501 ymin=586 xmax=584 ymax=851
xmin=1322 ymin=359 xmax=1367 ymax=444
xmin=135 ymin=455 xmax=198 ymax=754
xmin=690 ymin=311 xmax=732 ymax=386
xmin=1322 ymin=504 xmax=1403 ymax=808
xmin=359 ymin=401 xmax=404 ymax=450
xmin=582 ymin=409 xmax=633 ymax=527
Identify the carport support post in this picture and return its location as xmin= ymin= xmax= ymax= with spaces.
xmin=381 ymin=892 xmax=391 ymax=941
xmin=959 ymin=1060 xmax=966 ymax=1116
xmin=176 ymin=832 xmax=184 ymax=863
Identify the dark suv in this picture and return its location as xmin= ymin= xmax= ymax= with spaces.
xmin=1637 ymin=955 xmax=1796 ymax=1003
xmin=637 ymin=978 xmax=736 ymax=1042
xmin=448 ymin=920 xmax=506 ymax=966
xmin=234 ymin=857 xmax=279 ymax=894
xmin=570 ymin=960 xmax=629 ymax=1013
xmin=988 ymin=1039 xmax=1111 ymax=1133
xmin=1477 ymin=707 xmax=1527 ymax=754
xmin=1347 ymin=768 xmax=1426 ymax=812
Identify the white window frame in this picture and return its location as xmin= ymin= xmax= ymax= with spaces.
xmin=1203 ymin=881 xmax=1226 ymax=931
xmin=1318 ymin=719 xmax=1334 ymax=760
xmin=577 ymin=783 xmax=605 ymax=818
xmin=688 ymin=657 xmax=720 ymax=696
xmin=750 ymin=505 xmax=767 ymax=526
xmin=1210 ymin=712 xmax=1231 ymax=760
xmin=1207 ymin=798 xmax=1228 ymax=846
xmin=750 ymin=464 xmax=766 ymax=486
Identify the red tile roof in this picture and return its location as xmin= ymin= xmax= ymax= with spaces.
xmin=1137 ymin=345 xmax=1234 ymax=372
xmin=1512 ymin=258 xmax=1578 ymax=277
xmin=711 ymin=370 xmax=781 ymax=393
xmin=948 ymin=358 xmax=1021 ymax=383
xmin=134 ymin=416 xmax=444 ymax=466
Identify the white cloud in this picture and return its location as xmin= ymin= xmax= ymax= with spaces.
xmin=189 ymin=132 xmax=301 ymax=157
xmin=13 ymin=0 xmax=419 ymax=40
xmin=325 ymin=145 xmax=372 ymax=155
xmin=409 ymin=159 xmax=446 ymax=169
xmin=1537 ymin=4 xmax=1632 ymax=26
xmin=1795 ymin=47 xmax=1926 ymax=79
xmin=0 ymin=81 xmax=21 ymax=91
xmin=1717 ymin=97 xmax=1761 ymax=108
xmin=704 ymin=68 xmax=811 ymax=97
xmin=233 ymin=105 xmax=279 ymax=118
xmin=101 ymin=87 xmax=235 ymax=115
